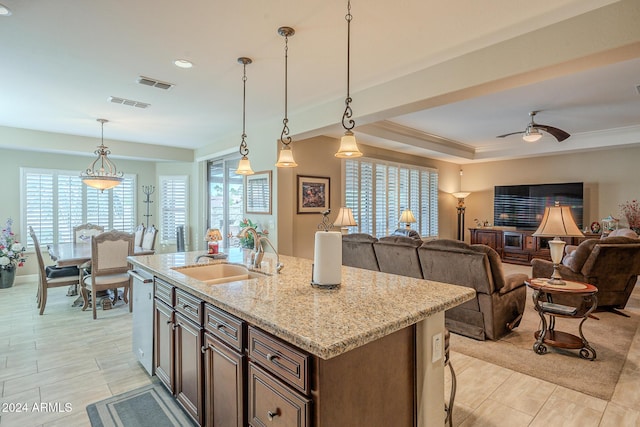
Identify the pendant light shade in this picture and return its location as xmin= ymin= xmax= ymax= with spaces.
xmin=523 ymin=127 xmax=543 ymax=142
xmin=275 ymin=26 xmax=298 ymax=168
xmin=335 ymin=0 xmax=363 ymax=159
xmin=235 ymin=57 xmax=255 ymax=175
xmin=81 ymin=119 xmax=124 ymax=192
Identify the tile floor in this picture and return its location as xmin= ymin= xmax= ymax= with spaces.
xmin=0 ymin=268 xmax=638 ymax=426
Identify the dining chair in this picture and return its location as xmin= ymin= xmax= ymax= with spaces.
xmin=81 ymin=230 xmax=134 ymax=319
xmin=134 ymin=223 xmax=145 ymax=248
xmin=141 ymin=224 xmax=158 ymax=252
xmin=73 ymin=223 xmax=104 ymax=243
xmin=29 ymin=226 xmax=80 ymax=315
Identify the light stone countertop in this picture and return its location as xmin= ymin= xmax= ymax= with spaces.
xmin=128 ymin=249 xmax=475 ymax=360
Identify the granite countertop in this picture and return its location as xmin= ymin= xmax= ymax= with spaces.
xmin=128 ymin=249 xmax=475 ymax=360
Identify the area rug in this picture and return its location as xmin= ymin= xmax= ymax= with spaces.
xmin=86 ymin=382 xmax=195 ymax=427
xmin=450 ymin=289 xmax=640 ymax=401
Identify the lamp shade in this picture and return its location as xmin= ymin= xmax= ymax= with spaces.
xmin=205 ymin=228 xmax=223 ymax=241
xmin=335 ymin=131 xmax=363 ymax=158
xmin=532 ymin=205 xmax=584 ymax=237
xmin=451 ymin=192 xmax=471 ymax=199
xmin=275 ymin=146 xmax=298 ymax=167
xmin=399 ymin=210 xmax=417 ymax=224
xmin=523 ymin=128 xmax=543 ymax=142
xmin=235 ymin=156 xmax=254 ymax=175
xmin=333 ymin=207 xmax=357 ymax=227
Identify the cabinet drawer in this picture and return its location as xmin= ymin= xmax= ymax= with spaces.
xmin=248 ymin=363 xmax=311 ymax=427
xmin=154 ymin=278 xmax=174 ymax=306
xmin=204 ymin=304 xmax=245 ymax=352
xmin=175 ymin=289 xmax=203 ymax=325
xmin=248 ymin=326 xmax=310 ymax=394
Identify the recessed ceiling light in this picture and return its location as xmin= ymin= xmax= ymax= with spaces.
xmin=0 ymin=3 xmax=12 ymax=16
xmin=173 ymin=59 xmax=193 ymax=69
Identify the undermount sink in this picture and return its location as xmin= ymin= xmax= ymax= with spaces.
xmin=172 ymin=263 xmax=264 ymax=285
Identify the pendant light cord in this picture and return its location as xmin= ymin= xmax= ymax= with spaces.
xmin=280 ymin=32 xmax=292 ymax=147
xmin=341 ymin=0 xmax=355 ymax=132
xmin=239 ymin=61 xmax=249 ymax=157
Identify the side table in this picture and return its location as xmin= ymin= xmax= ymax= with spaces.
xmin=526 ymin=278 xmax=598 ymax=360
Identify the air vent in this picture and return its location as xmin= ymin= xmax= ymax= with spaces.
xmin=108 ymin=96 xmax=150 ymax=109
xmin=137 ymin=76 xmax=174 ymax=90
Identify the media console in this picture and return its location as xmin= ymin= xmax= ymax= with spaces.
xmin=469 ymin=228 xmax=599 ymax=265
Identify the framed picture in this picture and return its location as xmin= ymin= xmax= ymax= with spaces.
xmin=245 ymin=171 xmax=272 ymax=214
xmin=297 ymin=175 xmax=330 ymax=214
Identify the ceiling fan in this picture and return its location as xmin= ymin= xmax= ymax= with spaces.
xmin=497 ymin=111 xmax=570 ymax=142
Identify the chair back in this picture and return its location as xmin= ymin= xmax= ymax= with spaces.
xmin=73 ymin=223 xmax=104 ymax=243
xmin=141 ymin=225 xmax=158 ymax=251
xmin=91 ymin=231 xmax=134 ymax=276
xmin=134 ymin=223 xmax=145 ymax=247
xmin=28 ymin=226 xmax=47 ymax=284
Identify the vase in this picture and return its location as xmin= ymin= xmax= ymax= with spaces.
xmin=0 ymin=266 xmax=16 ymax=289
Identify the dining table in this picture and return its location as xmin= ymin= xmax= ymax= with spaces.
xmin=47 ymin=242 xmax=154 ymax=307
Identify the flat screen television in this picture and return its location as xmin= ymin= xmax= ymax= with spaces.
xmin=494 ymin=182 xmax=583 ymax=230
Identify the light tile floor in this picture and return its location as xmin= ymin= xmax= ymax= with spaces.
xmin=0 ymin=269 xmax=638 ymax=426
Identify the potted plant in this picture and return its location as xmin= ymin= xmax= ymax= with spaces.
xmin=237 ymin=218 xmax=268 ymax=249
xmin=0 ymin=218 xmax=27 ymax=288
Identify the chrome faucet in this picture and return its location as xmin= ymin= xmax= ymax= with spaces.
xmin=239 ymin=227 xmax=283 ymax=273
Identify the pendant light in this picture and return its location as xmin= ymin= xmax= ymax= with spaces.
xmin=275 ymin=26 xmax=298 ymax=168
xmin=81 ymin=119 xmax=124 ymax=192
xmin=335 ymin=0 xmax=363 ymax=158
xmin=235 ymin=57 xmax=255 ymax=175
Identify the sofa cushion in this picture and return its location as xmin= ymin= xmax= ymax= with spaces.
xmin=374 ymin=236 xmax=423 ymax=278
xmin=342 ymin=233 xmax=379 ymax=271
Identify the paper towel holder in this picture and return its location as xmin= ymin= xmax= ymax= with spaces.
xmin=310 ymin=264 xmax=341 ymax=289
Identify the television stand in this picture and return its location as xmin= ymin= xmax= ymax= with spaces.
xmin=469 ymin=228 xmax=600 ymax=265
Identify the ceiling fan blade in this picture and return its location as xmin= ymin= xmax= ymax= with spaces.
xmin=496 ymin=131 xmax=523 ymax=138
xmin=537 ymin=124 xmax=570 ymax=142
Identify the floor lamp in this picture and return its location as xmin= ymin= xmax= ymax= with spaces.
xmin=452 ymin=192 xmax=471 ymax=241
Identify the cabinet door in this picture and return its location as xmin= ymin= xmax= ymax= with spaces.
xmin=174 ymin=313 xmax=204 ymax=425
xmin=154 ymin=298 xmax=174 ymax=392
xmin=203 ymin=333 xmax=246 ymax=427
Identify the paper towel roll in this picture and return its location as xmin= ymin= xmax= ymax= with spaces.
xmin=312 ymin=231 xmax=342 ymax=286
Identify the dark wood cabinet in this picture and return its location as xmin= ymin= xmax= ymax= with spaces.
xmin=470 ymin=228 xmax=600 ymax=265
xmin=175 ymin=312 xmax=204 ymax=425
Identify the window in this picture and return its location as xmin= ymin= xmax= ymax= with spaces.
xmin=159 ymin=175 xmax=189 ymax=245
xmin=21 ymin=168 xmax=137 ymax=247
xmin=207 ymin=157 xmax=244 ymax=249
xmin=344 ymin=158 xmax=438 ymax=238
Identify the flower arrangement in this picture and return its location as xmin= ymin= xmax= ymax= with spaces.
xmin=0 ymin=218 xmax=27 ymax=271
xmin=235 ymin=218 xmax=268 ymax=249
xmin=619 ymin=200 xmax=640 ymax=232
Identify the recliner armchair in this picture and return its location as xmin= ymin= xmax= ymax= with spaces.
xmin=532 ymin=236 xmax=640 ymax=310
xmin=341 ymin=233 xmax=380 ymax=271
xmin=374 ymin=235 xmax=423 ymax=279
xmin=418 ymin=239 xmax=528 ymax=340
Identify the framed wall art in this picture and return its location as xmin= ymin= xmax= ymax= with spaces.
xmin=297 ymin=175 xmax=330 ymax=214
xmin=245 ymin=170 xmax=272 ymax=214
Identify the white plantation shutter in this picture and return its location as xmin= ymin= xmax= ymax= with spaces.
xmin=21 ymin=168 xmax=137 ymax=247
xmin=343 ymin=158 xmax=438 ymax=238
xmin=160 ymin=175 xmax=188 ymax=244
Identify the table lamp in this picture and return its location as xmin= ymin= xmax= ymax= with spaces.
xmin=399 ymin=209 xmax=417 ymax=230
xmin=532 ymin=203 xmax=584 ymax=285
xmin=333 ymin=207 xmax=357 ymax=234
xmin=205 ymin=228 xmax=223 ymax=254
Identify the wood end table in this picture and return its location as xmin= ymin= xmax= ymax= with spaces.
xmin=526 ymin=278 xmax=598 ymax=360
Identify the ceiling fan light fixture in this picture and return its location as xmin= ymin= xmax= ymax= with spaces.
xmin=0 ymin=3 xmax=11 ymax=16
xmin=523 ymin=127 xmax=543 ymax=142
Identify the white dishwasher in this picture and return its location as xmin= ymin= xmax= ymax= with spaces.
xmin=129 ymin=269 xmax=154 ymax=375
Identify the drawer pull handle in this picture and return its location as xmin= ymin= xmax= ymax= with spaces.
xmin=266 ymin=353 xmax=278 ymax=362
xmin=267 ymin=409 xmax=279 ymax=421
xmin=216 ymin=323 xmax=225 ymax=330
xmin=182 ymin=304 xmax=195 ymax=313
xmin=201 ymin=345 xmax=209 ymax=354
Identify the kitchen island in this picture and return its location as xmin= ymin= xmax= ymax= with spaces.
xmin=128 ymin=250 xmax=475 ymax=427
